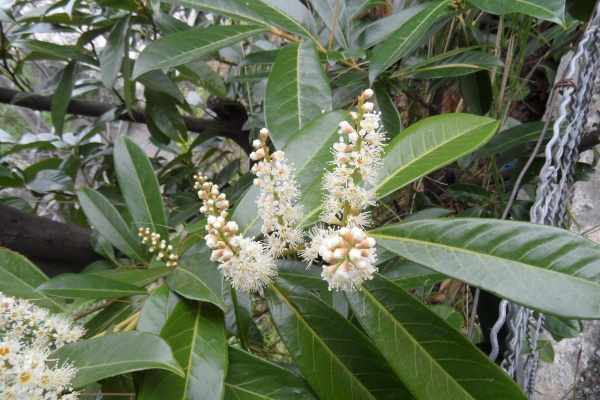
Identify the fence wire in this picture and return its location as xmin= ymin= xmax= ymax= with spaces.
xmin=489 ymin=9 xmax=600 ymax=398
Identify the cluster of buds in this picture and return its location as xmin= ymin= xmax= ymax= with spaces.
xmin=321 ymin=88 xmax=385 ymax=229
xmin=319 ymin=227 xmax=377 ymax=291
xmin=0 ymin=293 xmax=81 ymax=399
xmin=139 ymin=229 xmax=179 ymax=268
xmin=195 ymin=174 xmax=276 ymax=292
xmin=250 ymin=128 xmax=304 ymax=256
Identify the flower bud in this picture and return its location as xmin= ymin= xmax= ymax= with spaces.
xmin=260 ymin=128 xmax=269 ymax=140
xmin=363 ymin=88 xmax=374 ymax=99
xmin=362 ymin=102 xmax=374 ymax=112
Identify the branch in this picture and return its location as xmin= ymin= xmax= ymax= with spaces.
xmin=0 ymin=87 xmax=252 ymax=154
xmin=0 ymin=203 xmax=103 ymax=276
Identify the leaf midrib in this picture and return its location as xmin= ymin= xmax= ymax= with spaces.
xmin=269 ymin=284 xmax=376 ymax=400
xmin=358 ymin=286 xmax=474 ymax=399
xmin=371 ymin=232 xmax=600 ymax=288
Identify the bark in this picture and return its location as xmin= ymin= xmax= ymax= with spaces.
xmin=0 ymin=87 xmax=251 ymax=154
xmin=0 ymin=203 xmax=102 ymax=276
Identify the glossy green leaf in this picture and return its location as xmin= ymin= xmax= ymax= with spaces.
xmin=145 ymin=88 xmax=187 ymax=142
xmin=223 ymin=286 xmax=251 ymax=338
xmin=137 ymin=70 xmax=185 ymax=103
xmin=225 ymin=346 xmax=317 ymax=399
xmin=376 ymin=114 xmax=499 ymax=198
xmin=99 ymin=15 xmax=130 ymax=88
xmin=52 ymin=331 xmax=184 ymax=389
xmin=368 ymin=1 xmax=451 ymax=83
xmin=447 ymin=183 xmax=493 ymax=204
xmin=266 ymin=278 xmax=413 ymax=400
xmin=355 ymin=3 xmax=427 ymax=48
xmin=114 ymin=136 xmax=168 ymax=239
xmin=78 ymin=187 xmax=147 ymax=262
xmin=0 ymin=248 xmax=67 ymax=313
xmin=346 ymin=274 xmax=527 ymax=399
xmin=26 ymin=170 xmax=74 ymax=192
xmin=52 ymin=61 xmax=76 ymax=136
xmin=265 ymin=41 xmax=332 ymax=150
xmin=132 ymin=25 xmax=266 ymax=79
xmin=84 ymin=300 xmax=143 ymax=338
xmin=380 ymin=259 xmax=447 ymax=289
xmin=138 ymin=301 xmax=227 ymax=400
xmin=371 ymin=218 xmax=600 ymax=319
xmin=373 ymin=82 xmax=402 ymax=140
xmin=162 ymin=0 xmax=318 ymax=41
xmin=92 ymin=267 xmax=170 ymax=287
xmin=399 ymin=51 xmax=503 ymax=79
xmin=311 ymin=0 xmax=350 ymax=48
xmin=234 ymin=110 xmax=347 ymax=236
xmin=276 ymin=259 xmax=327 ymax=290
xmin=459 ymin=70 xmax=493 ymax=115
xmin=13 ymin=39 xmax=98 ymax=65
xmin=37 ymin=273 xmax=147 ymax=299
xmin=468 ymin=0 xmax=565 ymax=25
xmin=543 ymin=314 xmax=582 ymax=339
xmin=177 ymin=59 xmax=228 ymax=99
xmin=166 ymin=251 xmax=225 ymax=310
xmin=473 ymin=121 xmax=547 ymax=159
xmin=137 ymin=284 xmax=178 ymax=335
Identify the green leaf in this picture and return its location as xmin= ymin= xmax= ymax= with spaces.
xmin=13 ymin=39 xmax=98 ymax=65
xmin=225 ymin=346 xmax=317 ymax=399
xmin=373 ymin=82 xmax=402 ymax=140
xmin=459 ymin=70 xmax=493 ymax=115
xmin=51 ymin=331 xmax=184 ymax=389
xmin=447 ymin=183 xmax=493 ymax=204
xmin=355 ymin=3 xmax=428 ymax=48
xmin=376 ymin=114 xmax=499 ymax=199
xmin=99 ymin=16 xmax=130 ymax=88
xmin=52 ymin=61 xmax=77 ymax=136
xmin=138 ymin=301 xmax=227 ymax=400
xmin=132 ymin=25 xmax=266 ymax=79
xmin=26 ymin=170 xmax=74 ymax=192
xmin=346 ymin=274 xmax=527 ymax=399
xmin=83 ymin=300 xmax=143 ymax=338
xmin=277 ymin=259 xmax=327 ymax=290
xmin=166 ymin=251 xmax=225 ymax=310
xmin=266 ymin=278 xmax=413 ymax=400
xmin=368 ymin=1 xmax=451 ymax=83
xmin=145 ymin=88 xmax=188 ymax=142
xmin=0 ymin=248 xmax=67 ymax=313
xmin=380 ymin=259 xmax=447 ymax=289
xmin=468 ymin=0 xmax=565 ymax=25
xmin=137 ymin=70 xmax=185 ymax=103
xmin=265 ymin=41 xmax=332 ymax=150
xmin=311 ymin=0 xmax=350 ymax=48
xmin=78 ymin=187 xmax=147 ymax=262
xmin=400 ymin=51 xmax=503 ymax=79
xmin=37 ymin=274 xmax=147 ymax=299
xmin=162 ymin=0 xmax=318 ymax=41
xmin=177 ymin=59 xmax=228 ymax=99
xmin=234 ymin=110 xmax=347 ymax=236
xmin=92 ymin=267 xmax=170 ymax=287
xmin=371 ymin=218 xmax=600 ymax=319
xmin=543 ymin=314 xmax=582 ymax=340
xmin=114 ymin=136 xmax=168 ymax=239
xmin=473 ymin=121 xmax=547 ymax=159
xmin=137 ymin=284 xmax=178 ymax=335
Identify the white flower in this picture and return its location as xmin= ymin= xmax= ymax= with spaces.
xmin=250 ymin=129 xmax=305 ymax=256
xmin=195 ymin=174 xmax=276 ymax=292
xmin=318 ymin=227 xmax=377 ymax=291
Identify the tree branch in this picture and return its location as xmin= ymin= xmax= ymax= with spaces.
xmin=0 ymin=203 xmax=103 ymax=276
xmin=0 ymin=87 xmax=251 ymax=154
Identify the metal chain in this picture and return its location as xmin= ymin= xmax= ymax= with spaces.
xmin=489 ymin=11 xmax=600 ymax=399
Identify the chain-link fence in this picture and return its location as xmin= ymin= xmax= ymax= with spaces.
xmin=489 ymin=7 xmax=600 ymax=398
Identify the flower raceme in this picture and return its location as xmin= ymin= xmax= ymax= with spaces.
xmin=0 ymin=293 xmax=82 ymax=399
xmin=250 ymin=128 xmax=304 ymax=257
xmin=194 ymin=173 xmax=276 ymax=292
xmin=185 ymin=90 xmax=383 ymax=293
